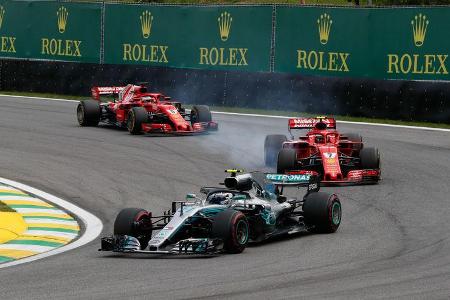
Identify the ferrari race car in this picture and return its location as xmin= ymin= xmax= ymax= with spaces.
xmin=264 ymin=116 xmax=381 ymax=184
xmin=100 ymin=170 xmax=342 ymax=255
xmin=76 ymin=83 xmax=218 ymax=135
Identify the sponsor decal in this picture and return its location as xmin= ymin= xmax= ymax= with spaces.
xmin=199 ymin=11 xmax=248 ymax=67
xmin=122 ymin=10 xmax=169 ymax=64
xmin=0 ymin=6 xmax=17 ymax=54
xmin=296 ymin=13 xmax=350 ymax=73
xmin=41 ymin=6 xmax=82 ymax=58
xmin=323 ymin=152 xmax=337 ymax=159
xmin=140 ymin=10 xmax=153 ymax=39
xmin=266 ymin=174 xmax=310 ymax=182
xmin=387 ymin=14 xmax=448 ymax=76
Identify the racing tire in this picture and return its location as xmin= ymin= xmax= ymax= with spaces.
xmin=127 ymin=107 xmax=147 ymax=135
xmin=191 ymin=105 xmax=212 ymax=124
xmin=211 ymin=209 xmax=249 ymax=254
xmin=303 ymin=192 xmax=341 ymax=234
xmin=343 ymin=132 xmax=363 ymax=150
xmin=77 ymin=100 xmax=100 ymax=126
xmin=343 ymin=132 xmax=362 ymax=143
xmin=114 ymin=208 xmax=152 ymax=250
xmin=264 ymin=135 xmax=287 ymax=167
xmin=360 ymin=147 xmax=380 ymax=169
xmin=277 ymin=148 xmax=297 ymax=174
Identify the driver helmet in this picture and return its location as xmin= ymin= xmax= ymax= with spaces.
xmin=208 ymin=192 xmax=233 ymax=205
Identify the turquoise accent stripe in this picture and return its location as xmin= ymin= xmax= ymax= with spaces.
xmin=23 ymin=216 xmax=73 ymax=221
xmin=8 ymin=204 xmax=53 ymax=209
xmin=27 ymin=227 xmax=79 ymax=234
xmin=0 ymin=192 xmax=27 ymax=196
xmin=0 ymin=256 xmax=14 ymax=263
xmin=6 ymin=240 xmax=64 ymax=247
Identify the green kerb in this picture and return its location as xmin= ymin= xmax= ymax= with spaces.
xmin=6 ymin=240 xmax=65 ymax=247
xmin=27 ymin=227 xmax=79 ymax=234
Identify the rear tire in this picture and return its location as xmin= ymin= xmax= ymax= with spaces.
xmin=211 ymin=209 xmax=249 ymax=254
xmin=303 ymin=192 xmax=341 ymax=233
xmin=127 ymin=107 xmax=147 ymax=135
xmin=360 ymin=147 xmax=380 ymax=169
xmin=114 ymin=208 xmax=152 ymax=250
xmin=191 ymin=105 xmax=212 ymax=124
xmin=277 ymin=148 xmax=297 ymax=174
xmin=77 ymin=100 xmax=100 ymax=126
xmin=264 ymin=135 xmax=287 ymax=167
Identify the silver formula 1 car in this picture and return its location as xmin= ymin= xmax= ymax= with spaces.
xmin=100 ymin=170 xmax=342 ymax=255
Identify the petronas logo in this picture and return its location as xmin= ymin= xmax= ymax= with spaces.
xmin=218 ymin=12 xmax=232 ymax=41
xmin=0 ymin=6 xmax=5 ymax=30
xmin=317 ymin=13 xmax=332 ymax=45
xmin=140 ymin=10 xmax=153 ymax=39
xmin=411 ymin=13 xmax=429 ymax=47
xmin=57 ymin=6 xmax=68 ymax=33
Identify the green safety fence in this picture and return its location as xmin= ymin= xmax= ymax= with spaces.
xmin=275 ymin=6 xmax=450 ymax=81
xmin=0 ymin=1 xmax=101 ymax=62
xmin=104 ymin=4 xmax=272 ymax=72
xmin=1 ymin=1 xmax=449 ymax=80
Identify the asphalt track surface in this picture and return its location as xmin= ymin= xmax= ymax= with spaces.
xmin=0 ymin=96 xmax=449 ymax=299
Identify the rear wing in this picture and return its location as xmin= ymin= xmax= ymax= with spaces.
xmin=91 ymin=86 xmax=125 ymax=101
xmin=288 ymin=117 xmax=336 ymax=130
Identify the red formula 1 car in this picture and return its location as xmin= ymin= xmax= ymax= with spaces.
xmin=264 ymin=117 xmax=380 ymax=184
xmin=76 ymin=83 xmax=218 ymax=135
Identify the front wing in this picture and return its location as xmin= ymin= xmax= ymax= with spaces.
xmin=287 ymin=169 xmax=381 ymax=185
xmin=100 ymin=235 xmax=224 ymax=255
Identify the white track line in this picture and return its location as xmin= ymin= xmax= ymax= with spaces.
xmin=0 ymin=94 xmax=449 ymax=132
xmin=211 ymin=111 xmax=450 ymax=132
xmin=0 ymin=177 xmax=103 ymax=269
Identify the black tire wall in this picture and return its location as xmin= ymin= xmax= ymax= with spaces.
xmin=2 ymin=60 xmax=449 ymax=123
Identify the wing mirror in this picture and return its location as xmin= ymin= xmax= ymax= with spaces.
xmin=186 ymin=193 xmax=197 ymax=200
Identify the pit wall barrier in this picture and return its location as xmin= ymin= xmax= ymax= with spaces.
xmin=0 ymin=1 xmax=449 ymax=122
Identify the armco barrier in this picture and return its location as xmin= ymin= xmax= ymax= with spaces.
xmin=1 ymin=59 xmax=449 ymax=123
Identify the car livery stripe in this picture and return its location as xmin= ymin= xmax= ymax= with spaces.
xmin=0 ymin=184 xmax=80 ymax=265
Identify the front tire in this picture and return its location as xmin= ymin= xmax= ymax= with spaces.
xmin=77 ymin=100 xmax=100 ymax=126
xmin=191 ymin=105 xmax=212 ymax=124
xmin=277 ymin=148 xmax=297 ymax=174
xmin=211 ymin=209 xmax=249 ymax=254
xmin=360 ymin=147 xmax=380 ymax=169
xmin=303 ymin=192 xmax=341 ymax=233
xmin=127 ymin=107 xmax=147 ymax=135
xmin=114 ymin=208 xmax=152 ymax=250
xmin=264 ymin=135 xmax=287 ymax=167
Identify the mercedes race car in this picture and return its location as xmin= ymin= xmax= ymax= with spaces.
xmin=264 ymin=117 xmax=381 ymax=184
xmin=76 ymin=83 xmax=218 ymax=135
xmin=100 ymin=170 xmax=342 ymax=255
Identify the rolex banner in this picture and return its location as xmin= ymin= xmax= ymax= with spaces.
xmin=104 ymin=4 xmax=272 ymax=72
xmin=1 ymin=1 xmax=450 ymax=81
xmin=275 ymin=6 xmax=450 ymax=81
xmin=0 ymin=0 xmax=101 ymax=62
xmin=0 ymin=0 xmax=26 ymax=59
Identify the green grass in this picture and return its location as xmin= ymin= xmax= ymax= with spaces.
xmin=0 ymin=202 xmax=15 ymax=213
xmin=1 ymin=90 xmax=449 ymax=129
